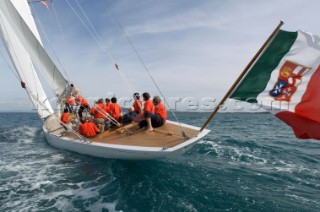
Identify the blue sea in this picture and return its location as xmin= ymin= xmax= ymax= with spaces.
xmin=0 ymin=112 xmax=319 ymax=211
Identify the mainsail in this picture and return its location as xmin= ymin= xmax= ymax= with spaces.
xmin=0 ymin=0 xmax=54 ymax=118
xmin=0 ymin=0 xmax=68 ymax=99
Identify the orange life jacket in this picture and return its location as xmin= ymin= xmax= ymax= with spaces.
xmin=66 ymin=96 xmax=75 ymax=105
xmin=61 ymin=112 xmax=70 ymax=124
xmin=144 ymin=99 xmax=155 ymax=114
xmin=105 ymin=103 xmax=111 ymax=114
xmin=79 ymin=121 xmax=98 ymax=137
xmin=155 ymin=103 xmax=167 ymax=120
xmin=90 ymin=103 xmax=106 ymax=119
xmin=75 ymin=95 xmax=89 ymax=107
xmin=109 ymin=103 xmax=122 ymax=121
xmin=133 ymin=99 xmax=142 ymax=114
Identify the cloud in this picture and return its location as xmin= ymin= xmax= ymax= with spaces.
xmin=1 ymin=0 xmax=320 ymax=112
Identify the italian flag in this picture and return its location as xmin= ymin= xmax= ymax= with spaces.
xmin=230 ymin=30 xmax=320 ymax=140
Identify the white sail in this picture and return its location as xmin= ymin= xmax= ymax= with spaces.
xmin=0 ymin=0 xmax=68 ymax=98
xmin=0 ymin=0 xmax=53 ymax=118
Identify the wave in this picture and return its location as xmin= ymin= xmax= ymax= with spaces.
xmin=197 ymin=140 xmax=268 ymax=165
xmin=86 ymin=199 xmax=121 ymax=212
xmin=0 ymin=151 xmax=120 ymax=211
xmin=1 ymin=113 xmax=319 ymax=211
xmin=196 ymin=140 xmax=320 ymax=177
xmin=0 ymin=126 xmax=41 ymax=144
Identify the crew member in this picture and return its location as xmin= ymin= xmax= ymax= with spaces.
xmin=154 ymin=96 xmax=166 ymax=124
xmin=61 ymin=108 xmax=72 ymax=130
xmin=65 ymin=95 xmax=75 ymax=113
xmin=137 ymin=92 xmax=155 ymax=131
xmin=104 ymin=98 xmax=111 ymax=114
xmin=132 ymin=92 xmax=142 ymax=115
xmin=79 ymin=118 xmax=99 ymax=137
xmin=74 ymin=92 xmax=90 ymax=119
xmin=142 ymin=92 xmax=155 ymax=115
xmin=109 ymin=97 xmax=122 ymax=122
xmin=139 ymin=95 xmax=166 ymax=131
xmin=122 ymin=106 xmax=137 ymax=124
xmin=90 ymin=98 xmax=106 ymax=132
xmin=121 ymin=92 xmax=142 ymax=124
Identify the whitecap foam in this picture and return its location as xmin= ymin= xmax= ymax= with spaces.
xmin=261 ymin=159 xmax=319 ymax=175
xmin=199 ymin=140 xmax=268 ymax=165
xmin=86 ymin=199 xmax=122 ymax=212
xmin=285 ymin=194 xmax=318 ymax=205
xmin=0 ymin=153 xmax=73 ymax=211
xmin=0 ymin=126 xmax=39 ymax=144
xmin=176 ymin=199 xmax=198 ymax=212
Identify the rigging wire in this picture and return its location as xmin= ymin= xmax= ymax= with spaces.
xmin=64 ymin=0 xmax=135 ymax=93
xmin=72 ymin=0 xmax=134 ymax=93
xmin=30 ymin=3 xmax=71 ymax=81
xmin=74 ymin=0 xmax=105 ymax=51
xmin=51 ymin=2 xmax=69 ymax=67
xmin=65 ymin=1 xmax=185 ymax=133
xmin=108 ymin=8 xmax=185 ymax=131
xmin=65 ymin=0 xmax=104 ymax=50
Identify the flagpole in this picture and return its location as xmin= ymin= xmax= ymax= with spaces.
xmin=200 ymin=21 xmax=284 ymax=132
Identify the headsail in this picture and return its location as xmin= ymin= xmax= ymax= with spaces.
xmin=0 ymin=0 xmax=53 ymax=118
xmin=0 ymin=0 xmax=68 ymax=98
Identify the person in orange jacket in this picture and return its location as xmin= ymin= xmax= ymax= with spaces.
xmin=75 ymin=94 xmax=90 ymax=119
xmin=90 ymin=98 xmax=106 ymax=132
xmin=65 ymin=95 xmax=75 ymax=113
xmin=143 ymin=92 xmax=155 ymax=115
xmin=121 ymin=92 xmax=142 ymax=124
xmin=104 ymin=98 xmax=112 ymax=114
xmin=109 ymin=97 xmax=122 ymax=122
xmin=137 ymin=92 xmax=154 ymax=131
xmin=132 ymin=92 xmax=142 ymax=115
xmin=79 ymin=118 xmax=99 ymax=137
xmin=139 ymin=95 xmax=166 ymax=131
xmin=61 ymin=108 xmax=72 ymax=130
xmin=154 ymin=96 xmax=167 ymax=121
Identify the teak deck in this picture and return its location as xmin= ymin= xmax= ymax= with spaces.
xmin=45 ymin=115 xmax=199 ymax=148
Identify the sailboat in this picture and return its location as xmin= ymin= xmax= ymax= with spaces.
xmin=0 ymin=0 xmax=210 ymax=159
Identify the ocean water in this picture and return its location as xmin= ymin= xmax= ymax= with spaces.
xmin=0 ymin=112 xmax=319 ymax=212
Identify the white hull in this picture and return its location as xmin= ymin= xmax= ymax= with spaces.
xmin=43 ymin=121 xmax=210 ymax=160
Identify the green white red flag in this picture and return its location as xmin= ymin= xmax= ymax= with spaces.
xmin=230 ymin=30 xmax=320 ymax=140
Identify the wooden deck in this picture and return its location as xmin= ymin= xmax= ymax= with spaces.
xmin=45 ymin=115 xmax=199 ymax=148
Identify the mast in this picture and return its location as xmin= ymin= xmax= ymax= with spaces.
xmin=200 ymin=21 xmax=284 ymax=132
xmin=0 ymin=0 xmax=53 ymax=118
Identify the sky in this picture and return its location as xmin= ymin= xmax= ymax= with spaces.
xmin=1 ymin=0 xmax=320 ymax=112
